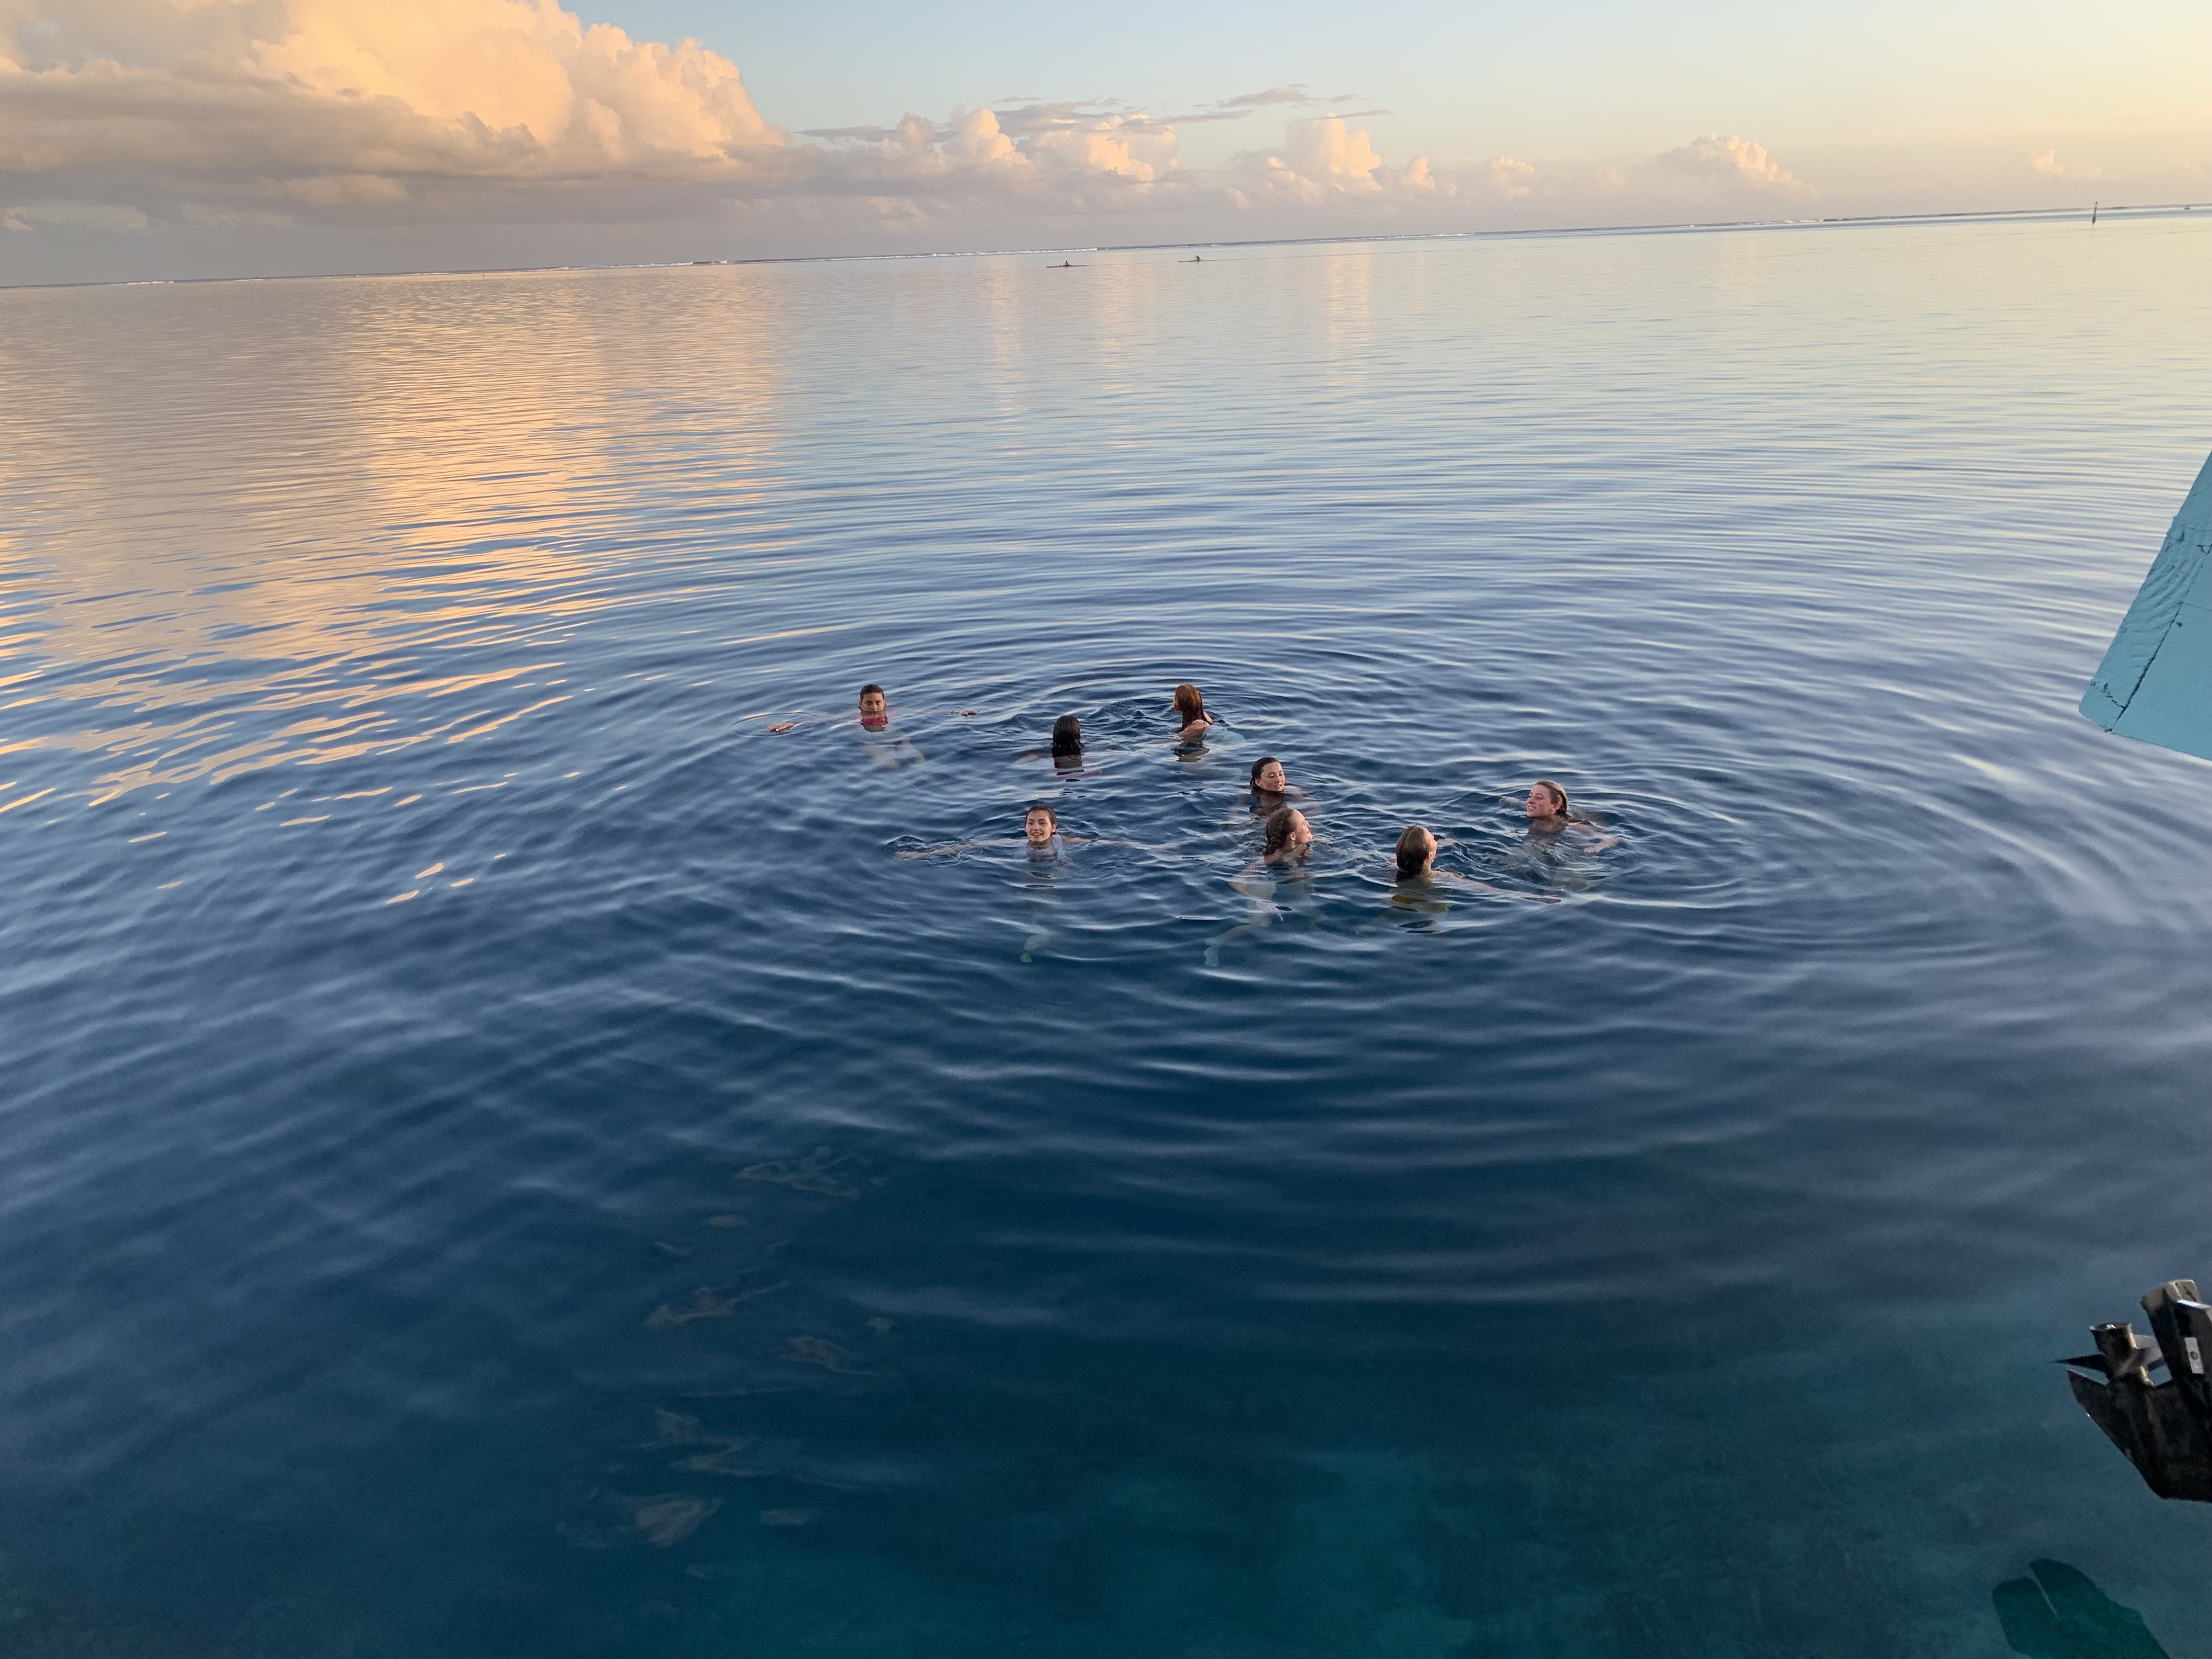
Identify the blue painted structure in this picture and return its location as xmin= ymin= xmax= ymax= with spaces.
xmin=2083 ymin=448 xmax=2212 ymax=762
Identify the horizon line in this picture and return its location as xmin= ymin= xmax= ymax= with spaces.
xmin=4 ymin=197 xmax=2204 ymax=294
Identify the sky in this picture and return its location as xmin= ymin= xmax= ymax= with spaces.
xmin=2 ymin=0 xmax=2208 ymax=285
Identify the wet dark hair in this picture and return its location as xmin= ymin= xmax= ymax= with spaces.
xmin=1395 ymin=825 xmax=1435 ymax=879
xmin=1262 ymin=806 xmax=1304 ymax=855
xmin=858 ymin=683 xmax=885 ymax=704
xmin=1250 ymin=755 xmax=1282 ymax=789
xmin=1174 ymin=683 xmax=1205 ymax=722
xmin=1026 ymin=800 xmax=1057 ymax=827
xmin=1532 ymin=778 xmax=1572 ymax=818
xmin=1051 ymin=715 xmax=1083 ymax=757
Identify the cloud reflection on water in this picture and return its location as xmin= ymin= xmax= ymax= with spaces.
xmin=0 ymin=266 xmax=797 ymax=805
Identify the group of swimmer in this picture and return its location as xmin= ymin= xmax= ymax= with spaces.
xmin=776 ymin=680 xmax=1616 ymax=893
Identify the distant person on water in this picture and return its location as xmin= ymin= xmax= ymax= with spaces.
xmin=1211 ymin=807 xmax=1319 ymax=964
xmin=1173 ymin=684 xmax=1212 ymax=743
xmin=765 ymin=683 xmax=887 ymax=735
xmin=897 ymin=801 xmax=1172 ymax=860
xmin=855 ymin=682 xmax=922 ymax=767
xmin=1231 ymin=806 xmax=1313 ymax=893
xmin=898 ymin=803 xmax=1082 ymax=960
xmin=900 ymin=802 xmax=1069 ymax=860
xmin=1524 ymin=779 xmax=1617 ymax=849
xmin=1393 ymin=826 xmax=1555 ymax=901
xmin=1017 ymin=715 xmax=1086 ymax=766
xmin=1244 ymin=756 xmax=1311 ymax=810
xmin=1252 ymin=807 xmax=1312 ymax=868
xmin=769 ymin=684 xmax=967 ymax=739
xmin=1393 ymin=826 xmax=1486 ymax=887
xmin=1393 ymin=826 xmax=1452 ymax=882
xmin=769 ymin=682 xmax=923 ymax=764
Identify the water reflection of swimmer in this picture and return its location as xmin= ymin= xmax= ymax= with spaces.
xmin=1523 ymin=779 xmax=1617 ymax=849
xmin=1173 ymin=683 xmax=1213 ymax=746
xmin=1206 ymin=809 xmax=1319 ymax=965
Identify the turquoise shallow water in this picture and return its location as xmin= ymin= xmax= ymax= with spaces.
xmin=4 ymin=215 xmax=2212 ymax=1657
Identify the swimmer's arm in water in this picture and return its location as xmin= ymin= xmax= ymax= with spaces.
xmin=764 ymin=712 xmax=882 ymax=733
xmin=1229 ymin=855 xmax=1273 ymax=895
xmin=1462 ymin=874 xmax=1563 ymax=903
xmin=1423 ymin=868 xmax=1561 ymax=902
xmin=895 ymin=838 xmax=1014 ymax=859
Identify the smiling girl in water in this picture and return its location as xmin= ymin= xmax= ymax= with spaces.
xmin=899 ymin=802 xmax=1071 ymax=860
xmin=1242 ymin=755 xmax=1313 ymax=814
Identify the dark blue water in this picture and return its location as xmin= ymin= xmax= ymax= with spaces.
xmin=5 ymin=215 xmax=2212 ymax=1657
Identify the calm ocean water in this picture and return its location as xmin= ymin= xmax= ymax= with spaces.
xmin=4 ymin=214 xmax=2212 ymax=1657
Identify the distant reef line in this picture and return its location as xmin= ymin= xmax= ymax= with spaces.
xmin=9 ymin=199 xmax=2207 ymax=293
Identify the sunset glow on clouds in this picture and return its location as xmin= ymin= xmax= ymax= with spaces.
xmin=1 ymin=0 xmax=2208 ymax=280
xmin=0 ymin=0 xmax=1463 ymax=223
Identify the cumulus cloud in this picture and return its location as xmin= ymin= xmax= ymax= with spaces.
xmin=947 ymin=108 xmax=1015 ymax=166
xmin=2 ymin=4 xmax=1443 ymax=240
xmin=1483 ymin=156 xmax=1536 ymax=200
xmin=2030 ymin=147 xmax=2100 ymax=179
xmin=1238 ymin=115 xmax=1451 ymax=204
xmin=1 ymin=0 xmax=785 ymax=195
xmin=1406 ymin=136 xmax=1816 ymax=221
xmin=1651 ymin=132 xmax=1809 ymax=197
xmin=0 ymin=0 xmax=1451 ymax=264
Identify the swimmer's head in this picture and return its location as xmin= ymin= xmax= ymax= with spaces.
xmin=857 ymin=683 xmax=887 ymax=728
xmin=1250 ymin=756 xmax=1285 ymax=794
xmin=1024 ymin=802 xmax=1058 ymax=844
xmin=1173 ymin=684 xmax=1205 ymax=724
xmin=1051 ymin=715 xmax=1083 ymax=757
xmin=1395 ymin=825 xmax=1436 ymax=879
xmin=1263 ymin=806 xmax=1311 ymax=857
xmin=1526 ymin=780 xmax=1569 ymax=820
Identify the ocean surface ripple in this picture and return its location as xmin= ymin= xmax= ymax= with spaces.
xmin=5 ymin=216 xmax=2212 ymax=1657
